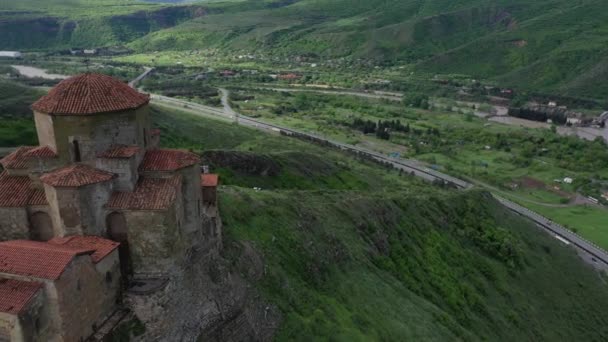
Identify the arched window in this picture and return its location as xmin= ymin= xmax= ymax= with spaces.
xmin=72 ymin=139 xmax=81 ymax=162
xmin=29 ymin=212 xmax=53 ymax=241
xmin=106 ymin=212 xmax=127 ymax=242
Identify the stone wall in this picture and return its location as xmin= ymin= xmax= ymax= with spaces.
xmin=0 ymin=207 xmax=29 ymax=241
xmin=54 ymin=254 xmax=120 ymax=342
xmin=126 ymin=239 xmax=280 ymax=342
xmin=96 ymin=153 xmax=142 ymax=192
xmin=80 ymin=181 xmax=114 ymax=236
xmin=48 ymin=105 xmax=151 ymax=164
xmin=121 ymin=200 xmax=185 ymax=275
xmin=34 ymin=111 xmax=56 ymax=152
xmin=179 ymin=165 xmax=203 ymax=235
xmin=16 ymin=287 xmax=52 ymax=341
xmin=0 ymin=312 xmax=21 ymax=342
xmin=44 ymin=181 xmax=113 ymax=237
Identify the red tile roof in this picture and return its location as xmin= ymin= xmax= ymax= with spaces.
xmin=31 ymin=73 xmax=149 ymax=115
xmin=106 ymin=176 xmax=181 ymax=210
xmin=139 ymin=149 xmax=199 ymax=172
xmin=0 ymin=146 xmax=35 ymax=169
xmin=0 ymin=278 xmax=43 ymax=315
xmin=0 ymin=172 xmax=34 ymax=207
xmin=23 ymin=145 xmax=57 ymax=159
xmin=98 ymin=145 xmax=140 ymax=159
xmin=201 ymin=174 xmax=218 ymax=187
xmin=48 ymin=236 xmax=119 ymax=263
xmin=40 ymin=164 xmax=115 ymax=187
xmin=28 ymin=189 xmax=48 ymax=206
xmin=0 ymin=240 xmax=94 ymax=280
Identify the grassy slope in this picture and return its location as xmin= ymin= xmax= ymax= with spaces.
xmin=124 ymin=0 xmax=608 ymax=98
xmin=0 ymin=80 xmax=42 ymax=146
xmin=5 ymin=0 xmax=608 ymax=95
xmin=0 ymin=0 xmax=208 ymax=50
xmin=156 ymin=105 xmax=608 ymax=341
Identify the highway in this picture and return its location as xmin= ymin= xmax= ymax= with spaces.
xmin=130 ymin=69 xmax=608 ymax=269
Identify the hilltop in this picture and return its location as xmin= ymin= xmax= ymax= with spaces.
xmin=4 ymin=0 xmax=608 ymax=97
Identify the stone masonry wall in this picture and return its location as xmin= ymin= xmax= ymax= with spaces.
xmin=34 ymin=111 xmax=56 ymax=152
xmin=0 ymin=207 xmax=29 ymax=241
xmin=49 ymin=106 xmax=150 ymax=164
xmin=0 ymin=312 xmax=21 ymax=342
xmin=80 ymin=181 xmax=114 ymax=236
xmin=122 ymin=205 xmax=185 ymax=275
xmin=55 ymin=254 xmax=120 ymax=342
xmin=44 ymin=181 xmax=113 ymax=237
xmin=17 ymin=287 xmax=52 ymax=341
xmin=96 ymin=153 xmax=142 ymax=192
xmin=179 ymin=165 xmax=203 ymax=235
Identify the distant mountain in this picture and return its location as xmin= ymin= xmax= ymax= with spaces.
xmin=3 ymin=0 xmax=608 ymax=98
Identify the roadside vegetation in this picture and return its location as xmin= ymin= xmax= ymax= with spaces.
xmin=158 ymin=106 xmax=608 ymax=341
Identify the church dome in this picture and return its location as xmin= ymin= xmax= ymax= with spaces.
xmin=32 ymin=73 xmax=149 ymax=115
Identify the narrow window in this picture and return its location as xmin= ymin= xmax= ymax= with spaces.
xmin=143 ymin=128 xmax=148 ymax=147
xmin=73 ymin=140 xmax=81 ymax=162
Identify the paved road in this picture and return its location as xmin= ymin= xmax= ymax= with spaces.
xmin=494 ymin=195 xmax=608 ymax=268
xmin=152 ymin=93 xmax=470 ymax=187
xmin=258 ymin=87 xmax=403 ymax=102
xmin=129 ymin=67 xmax=154 ymax=88
xmin=149 ymin=88 xmax=608 ymax=269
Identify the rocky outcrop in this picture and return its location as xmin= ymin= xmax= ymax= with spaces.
xmin=125 ymin=218 xmax=280 ymax=342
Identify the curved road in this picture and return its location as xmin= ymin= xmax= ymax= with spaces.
xmin=139 ymin=73 xmax=608 ymax=269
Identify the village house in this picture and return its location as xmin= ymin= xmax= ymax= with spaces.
xmin=0 ymin=73 xmax=222 ymax=341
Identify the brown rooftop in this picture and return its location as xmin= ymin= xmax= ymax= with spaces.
xmin=31 ymin=73 xmax=149 ymax=115
xmin=48 ymin=236 xmax=119 ymax=263
xmin=23 ymin=145 xmax=58 ymax=159
xmin=106 ymin=176 xmax=181 ymax=210
xmin=0 ymin=278 xmax=43 ymax=315
xmin=139 ymin=149 xmax=200 ymax=172
xmin=0 ymin=146 xmax=35 ymax=169
xmin=0 ymin=146 xmax=57 ymax=170
xmin=201 ymin=174 xmax=219 ymax=187
xmin=0 ymin=172 xmax=37 ymax=207
xmin=0 ymin=240 xmax=95 ymax=280
xmin=40 ymin=164 xmax=115 ymax=187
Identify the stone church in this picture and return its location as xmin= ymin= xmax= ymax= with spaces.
xmin=0 ymin=74 xmax=221 ymax=341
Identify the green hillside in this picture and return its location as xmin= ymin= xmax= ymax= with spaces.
xmin=4 ymin=0 xmax=608 ymax=96
xmin=0 ymin=0 xmax=208 ymax=49
xmin=155 ymin=106 xmax=608 ymax=341
xmin=0 ymin=79 xmax=42 ymax=146
xmin=126 ymin=0 xmax=608 ymax=98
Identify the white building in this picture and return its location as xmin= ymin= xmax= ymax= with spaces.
xmin=567 ymin=117 xmax=582 ymax=125
xmin=0 ymin=51 xmax=22 ymax=58
xmin=563 ymin=177 xmax=573 ymax=184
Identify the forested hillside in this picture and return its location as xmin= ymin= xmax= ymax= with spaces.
xmin=3 ymin=0 xmax=608 ymax=96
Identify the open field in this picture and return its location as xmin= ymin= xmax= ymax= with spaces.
xmin=157 ymin=104 xmax=608 ymax=340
